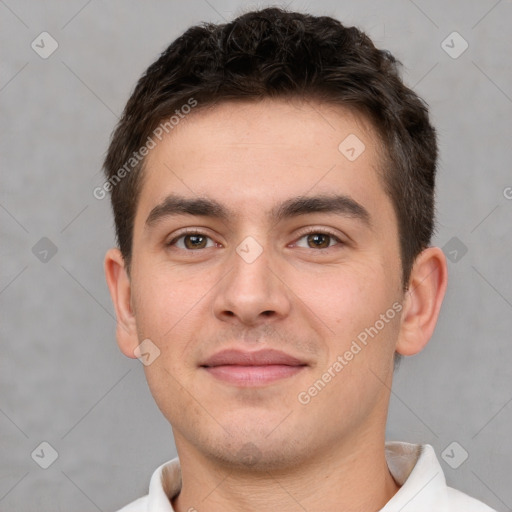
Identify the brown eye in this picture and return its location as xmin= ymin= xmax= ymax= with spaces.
xmin=306 ymin=233 xmax=331 ymax=249
xmin=294 ymin=231 xmax=341 ymax=250
xmin=170 ymin=233 xmax=215 ymax=250
xmin=184 ymin=234 xmax=208 ymax=249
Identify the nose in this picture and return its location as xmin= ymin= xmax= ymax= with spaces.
xmin=212 ymin=240 xmax=292 ymax=326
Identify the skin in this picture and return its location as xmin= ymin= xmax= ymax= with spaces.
xmin=105 ymin=98 xmax=447 ymax=512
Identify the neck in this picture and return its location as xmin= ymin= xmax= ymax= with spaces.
xmin=172 ymin=430 xmax=399 ymax=512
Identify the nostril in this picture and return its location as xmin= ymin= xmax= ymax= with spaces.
xmin=262 ymin=310 xmax=274 ymax=316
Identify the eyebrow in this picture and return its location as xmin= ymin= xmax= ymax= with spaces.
xmin=145 ymin=196 xmax=230 ymax=226
xmin=145 ymin=194 xmax=371 ymax=228
xmin=271 ymin=195 xmax=371 ymax=227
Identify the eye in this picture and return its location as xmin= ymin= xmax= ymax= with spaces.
xmin=169 ymin=232 xmax=216 ymax=250
xmin=294 ymin=231 xmax=342 ymax=249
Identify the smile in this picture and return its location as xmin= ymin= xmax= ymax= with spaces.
xmin=201 ymin=348 xmax=308 ymax=386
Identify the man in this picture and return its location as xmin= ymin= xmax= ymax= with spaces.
xmin=103 ymin=7 xmax=495 ymax=511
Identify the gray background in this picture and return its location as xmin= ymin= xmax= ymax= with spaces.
xmin=1 ymin=0 xmax=511 ymax=510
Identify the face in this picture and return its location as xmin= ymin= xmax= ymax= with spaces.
xmin=122 ymin=99 xmax=407 ymax=470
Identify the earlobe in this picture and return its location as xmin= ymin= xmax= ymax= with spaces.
xmin=104 ymin=248 xmax=139 ymax=359
xmin=396 ymin=247 xmax=448 ymax=356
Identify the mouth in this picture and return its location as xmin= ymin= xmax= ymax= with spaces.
xmin=200 ymin=348 xmax=308 ymax=386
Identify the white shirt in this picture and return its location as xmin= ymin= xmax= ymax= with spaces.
xmin=117 ymin=442 xmax=495 ymax=511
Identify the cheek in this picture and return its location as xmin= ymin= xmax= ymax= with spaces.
xmin=291 ymin=262 xmax=399 ymax=354
xmin=292 ymin=261 xmax=385 ymax=319
xmin=131 ymin=264 xmax=203 ymax=342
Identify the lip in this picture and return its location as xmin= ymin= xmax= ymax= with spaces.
xmin=201 ymin=349 xmax=307 ymax=386
xmin=202 ymin=348 xmax=306 ymax=367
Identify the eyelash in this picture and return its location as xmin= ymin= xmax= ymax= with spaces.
xmin=167 ymin=229 xmax=218 ymax=249
xmin=167 ymin=228 xmax=344 ymax=250
xmin=292 ymin=228 xmax=343 ymax=249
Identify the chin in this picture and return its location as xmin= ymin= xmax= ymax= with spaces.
xmin=201 ymin=431 xmax=307 ymax=473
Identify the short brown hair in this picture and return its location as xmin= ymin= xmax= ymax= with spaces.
xmin=103 ymin=7 xmax=437 ymax=286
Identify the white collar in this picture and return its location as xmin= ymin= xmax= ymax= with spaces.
xmin=121 ymin=442 xmax=493 ymax=511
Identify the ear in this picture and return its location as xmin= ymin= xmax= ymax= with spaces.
xmin=104 ymin=248 xmax=139 ymax=359
xmin=396 ymin=247 xmax=448 ymax=356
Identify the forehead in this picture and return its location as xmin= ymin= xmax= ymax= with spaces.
xmin=136 ymin=98 xmax=392 ymax=226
